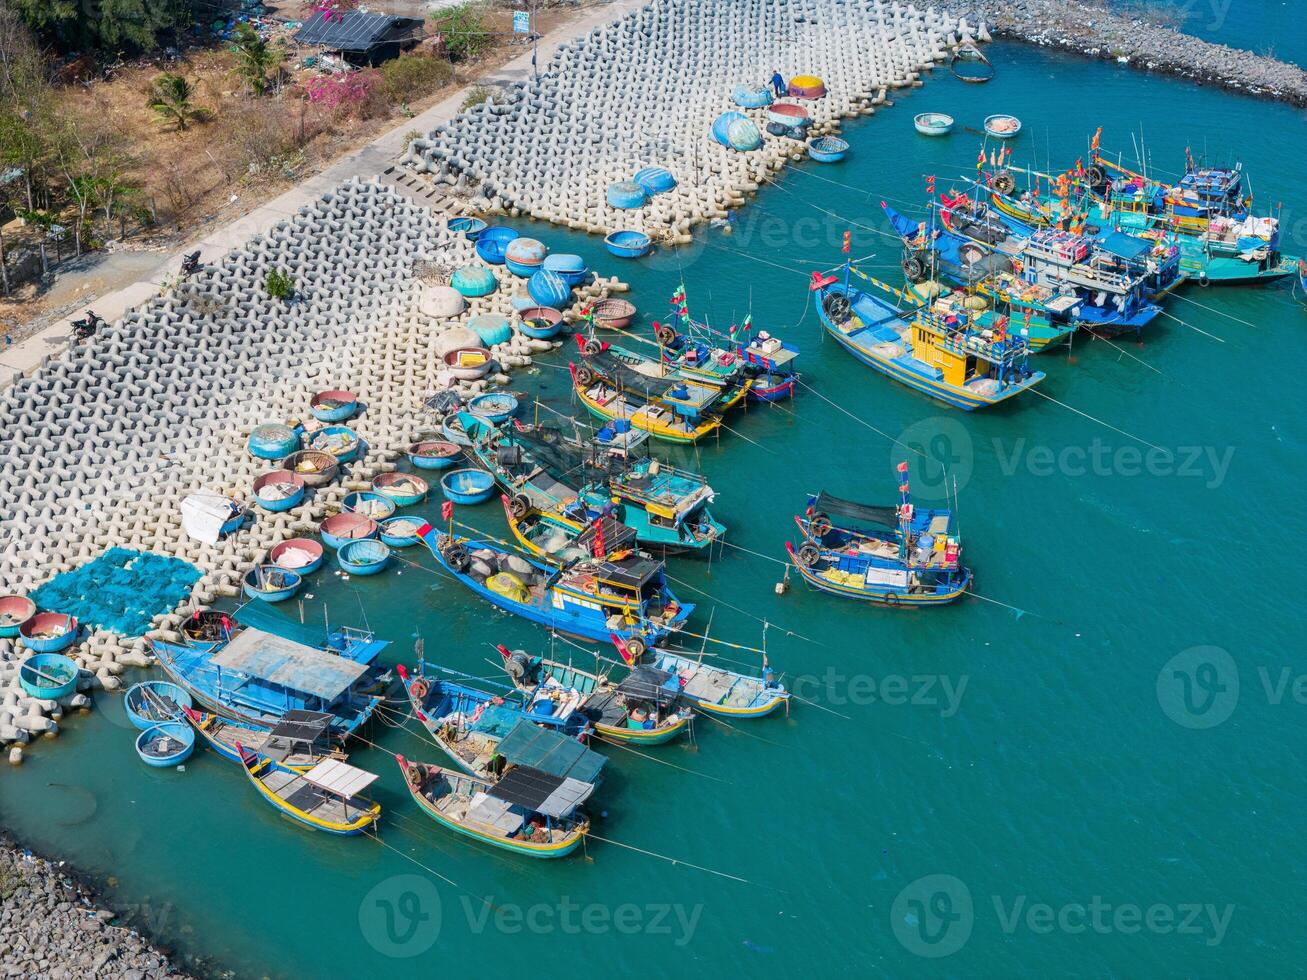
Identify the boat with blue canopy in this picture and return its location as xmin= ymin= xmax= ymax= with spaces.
xmin=642 ymin=644 xmax=789 ymax=719
xmin=785 ymin=472 xmax=971 ymax=605
xmin=418 ymin=525 xmax=692 ymax=656
xmin=148 ymin=604 xmax=390 ymax=740
xmin=498 ymin=644 xmax=694 ymax=745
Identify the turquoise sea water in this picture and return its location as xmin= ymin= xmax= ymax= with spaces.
xmin=3 ymin=41 xmax=1306 ymax=977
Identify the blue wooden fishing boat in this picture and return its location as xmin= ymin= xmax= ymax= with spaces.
xmin=644 ymin=646 xmax=789 ymax=719
xmin=283 ymin=450 xmax=338 ymax=487
xmin=136 ymin=722 xmax=194 ymax=767
xmin=377 ymin=516 xmax=423 ymax=548
xmin=807 ymin=136 xmax=849 ymax=163
xmin=319 ymin=512 xmax=378 ymax=549
xmin=248 ymin=423 xmax=301 ymax=460
xmin=517 ymin=306 xmax=564 ymax=339
xmin=149 ymin=607 xmax=389 ymax=740
xmin=505 ymin=237 xmax=548 ymax=278
xmin=499 ymin=645 xmax=694 ymax=745
xmin=18 ymin=652 xmax=79 ymax=698
xmin=337 ymin=539 xmax=390 ymax=576
xmin=418 ymin=526 xmax=692 ymax=656
xmin=19 ymin=613 xmax=78 ymax=652
xmin=183 ymin=706 xmax=344 ymax=771
xmin=242 ymin=565 xmax=301 ymax=603
xmin=786 ymin=477 xmax=971 ymax=605
xmin=407 ymin=439 xmax=461 ymax=470
xmin=371 ymin=472 xmax=428 ymax=507
xmin=475 ymin=226 xmax=519 ymax=265
xmin=604 ymin=230 xmax=653 ymax=259
xmin=397 ymin=753 xmax=596 ymax=859
xmin=441 ymin=468 xmax=495 ymax=504
xmin=461 ymin=413 xmax=724 ymax=554
xmin=914 ymin=112 xmax=954 ymax=136
xmin=448 ymin=215 xmax=488 ymax=239
xmin=307 ymin=425 xmax=362 ymax=463
xmin=468 ymin=391 xmax=519 ymax=423
xmin=544 ymin=253 xmax=589 ymax=287
xmin=342 ymin=490 xmax=395 ymax=521
xmin=271 ymin=538 xmax=324 ymax=575
xmin=984 ymin=114 xmax=1021 ymax=139
xmin=308 ymin=389 xmax=359 ymax=422
xmin=811 ymin=263 xmax=1043 ymax=410
xmin=125 ymin=680 xmax=193 ymax=729
xmin=238 ymin=750 xmax=380 ymax=835
xmin=0 ymin=595 xmax=35 ymax=638
xmin=252 ymin=470 xmax=306 ymax=512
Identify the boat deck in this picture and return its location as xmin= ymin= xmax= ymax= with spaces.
xmin=262 ymin=768 xmax=369 ymax=824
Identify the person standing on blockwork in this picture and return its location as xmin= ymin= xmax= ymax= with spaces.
xmin=770 ymin=70 xmax=786 ymax=98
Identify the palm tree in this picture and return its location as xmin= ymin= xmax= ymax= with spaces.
xmin=231 ymin=23 xmax=283 ymax=97
xmin=147 ymin=73 xmax=201 ymax=131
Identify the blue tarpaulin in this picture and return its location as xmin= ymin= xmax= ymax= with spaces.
xmin=31 ymin=548 xmax=202 ymax=636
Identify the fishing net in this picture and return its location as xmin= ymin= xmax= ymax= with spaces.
xmin=30 ymin=548 xmax=203 ymax=636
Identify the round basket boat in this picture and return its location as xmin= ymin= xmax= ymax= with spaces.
xmin=308 ymin=389 xmax=359 ymax=422
xmin=543 ymin=253 xmax=588 ymax=287
xmin=218 ymin=499 xmax=248 ymax=536
xmin=468 ymin=391 xmax=519 ymax=423
xmin=788 ymin=74 xmax=827 ymax=98
xmin=604 ymin=230 xmax=652 ymax=259
xmin=372 ymin=472 xmax=429 ymax=507
xmin=18 ymin=652 xmax=79 ymax=699
xmin=338 ymin=539 xmax=391 ymax=576
xmin=252 ymin=470 xmax=306 ymax=512
xmin=283 ymin=449 xmax=338 ymax=488
xmin=442 ymin=414 xmax=472 ymax=447
xmin=467 ymin=312 xmax=513 ymax=347
xmin=307 ymin=425 xmax=362 ymax=463
xmin=447 ymin=215 xmax=488 ymax=240
xmin=421 ymin=283 xmax=467 ymax=318
xmin=441 ymin=468 xmax=496 ymax=505
xmin=984 ymin=114 xmax=1022 ymax=139
xmin=247 ymin=422 xmax=300 ymax=460
xmin=19 ymin=613 xmax=78 ymax=652
xmin=319 ymin=512 xmax=379 ymax=549
xmin=633 ymin=167 xmax=677 ymax=195
xmin=504 ymin=237 xmax=548 ymax=277
xmin=242 ymin=565 xmax=301 ymax=603
xmin=591 ymin=298 xmax=637 ymax=330
xmin=451 ymin=265 xmax=498 ymax=298
xmin=182 ymin=609 xmax=235 ymax=650
xmin=342 ymin=490 xmax=396 ymax=520
xmin=528 ymin=269 xmax=571 ymax=308
xmin=136 ymin=722 xmax=194 ymax=767
xmin=378 ymin=516 xmax=424 ymax=548
xmin=914 ymin=112 xmax=955 ymax=136
xmin=807 ymin=136 xmax=849 ymax=163
xmin=443 ymin=346 xmax=493 ymax=380
xmin=474 ymin=226 xmax=520 ymax=265
xmin=0 ymin=595 xmax=36 ymax=638
xmin=767 ymin=102 xmax=810 ymax=127
xmin=516 ymin=306 xmax=564 ymax=339
xmin=270 ymin=537 xmax=325 ymax=575
xmin=408 ymin=440 xmax=462 ymax=470
xmin=732 ymin=84 xmax=772 ymax=108
xmin=607 ymin=181 xmax=648 ymax=210
xmin=124 ymin=680 xmax=192 ymax=730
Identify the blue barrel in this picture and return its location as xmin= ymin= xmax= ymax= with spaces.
xmin=451 ymin=266 xmax=497 ymax=298
xmin=633 ymin=167 xmax=677 ymax=195
xmin=467 ymin=312 xmax=513 ymax=347
xmin=726 ymin=117 xmax=762 ymax=151
xmin=732 ymin=84 xmax=772 ymax=108
xmin=543 ymin=253 xmax=588 ymax=287
xmin=528 ymin=269 xmax=571 ymax=308
xmin=607 ymin=181 xmax=647 ymax=210
xmin=504 ymin=238 xmax=548 ymax=277
xmin=248 ymin=423 xmax=300 ymax=460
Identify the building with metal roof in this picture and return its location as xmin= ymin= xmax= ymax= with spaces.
xmin=294 ymin=11 xmax=425 ymax=66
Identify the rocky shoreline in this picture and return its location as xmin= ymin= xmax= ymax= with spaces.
xmin=0 ymin=835 xmax=200 ymax=979
xmin=944 ymin=0 xmax=1307 ymax=105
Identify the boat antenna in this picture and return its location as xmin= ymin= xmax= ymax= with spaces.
xmin=698 ymin=606 xmax=714 ymax=663
xmin=354 ymin=589 xmax=371 ymax=633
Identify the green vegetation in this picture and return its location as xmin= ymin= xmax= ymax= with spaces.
xmin=230 ymin=23 xmax=283 ymax=97
xmin=379 ymin=55 xmax=454 ymax=103
xmin=147 ymin=73 xmax=203 ymax=131
xmin=264 ymin=269 xmax=295 ymax=301
xmin=9 ymin=0 xmax=193 ymax=56
xmin=460 ymin=85 xmax=496 ymax=110
xmin=431 ymin=2 xmax=492 ymax=62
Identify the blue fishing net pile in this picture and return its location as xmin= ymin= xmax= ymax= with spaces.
xmin=30 ymin=548 xmax=203 ymax=636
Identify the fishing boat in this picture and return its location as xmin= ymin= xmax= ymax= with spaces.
xmin=306 ymin=425 xmax=361 ymax=463
xmin=786 ymin=477 xmax=971 ymax=605
xmin=308 ymin=389 xmax=359 ymax=422
xmin=590 ymin=298 xmax=637 ymax=330
xmin=183 ymin=707 xmax=344 ymax=771
xmin=342 ymin=490 xmax=395 ymax=521
xmin=810 ymin=264 xmax=1043 ymax=410
xmin=18 ymin=652 xmax=79 ymax=699
xmin=180 ymin=609 xmax=236 ymax=650
xmin=807 ymin=136 xmax=849 ymax=163
xmin=337 ymin=539 xmax=390 ymax=576
xmin=397 ymin=754 xmax=596 ymax=859
xmin=371 ymin=472 xmax=429 ymax=507
xmin=149 ymin=606 xmax=389 ymax=740
xmin=407 ymin=439 xmax=462 ymax=470
xmin=271 ymin=538 xmax=325 ymax=575
xmin=238 ymin=750 xmax=380 ymax=835
xmin=467 ymin=391 xmax=519 ymax=424
xmin=252 ymin=470 xmax=306 ymax=513
xmin=441 ymin=468 xmax=496 ymax=504
xmin=419 ymin=526 xmax=692 ymax=655
xmin=136 ymin=722 xmax=194 ymax=767
xmin=378 ymin=516 xmax=423 ymax=548
xmin=448 ymin=215 xmax=488 ymax=239
xmin=283 ymin=450 xmax=338 ymax=487
xmin=0 ymin=595 xmax=35 ymax=638
xmin=499 ymin=645 xmax=694 ymax=745
xmin=604 ymin=230 xmax=653 ymax=259
xmin=319 ymin=512 xmax=378 ymax=549
xmin=643 ymin=646 xmax=789 ymax=718
xmin=124 ymin=680 xmax=193 ymax=730
xmin=914 ymin=112 xmax=954 ymax=136
xmin=581 ymin=333 xmax=751 ymax=404
xmin=242 ymin=565 xmax=301 ymax=603
xmin=503 ymin=501 xmax=637 ymax=565
xmin=19 ymin=613 xmax=79 ymax=652
xmin=462 ymin=414 xmax=725 ymax=554
xmin=984 ymin=114 xmax=1021 ymax=139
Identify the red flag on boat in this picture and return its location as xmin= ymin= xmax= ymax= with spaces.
xmin=441 ymin=501 xmax=453 ymax=521
xmin=897 ymin=461 xmax=909 ymax=473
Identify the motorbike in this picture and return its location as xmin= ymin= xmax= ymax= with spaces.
xmin=71 ymin=310 xmax=104 ymax=344
xmin=180 ymin=251 xmax=201 ymax=276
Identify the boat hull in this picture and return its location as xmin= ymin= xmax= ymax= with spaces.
xmin=595 ymin=714 xmax=690 ymax=744
xmin=788 ymin=544 xmax=971 ymax=605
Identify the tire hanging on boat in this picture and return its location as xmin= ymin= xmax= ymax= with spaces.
xmin=582 ymin=338 xmax=602 ymax=356
xmin=442 ymin=544 xmax=470 ymax=573
xmin=808 ymin=514 xmax=832 ymax=538
xmin=901 ymin=254 xmax=928 ymax=284
xmin=509 ymin=494 xmax=531 ymax=518
xmin=654 ymin=323 xmax=678 ymax=346
xmin=575 ymin=364 xmax=595 ymax=387
xmin=822 ymin=292 xmax=853 ymax=323
xmin=992 ymin=170 xmax=1016 ymax=196
xmin=624 ymin=637 xmax=646 ymax=659
xmin=796 ymin=543 xmax=821 ymax=567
